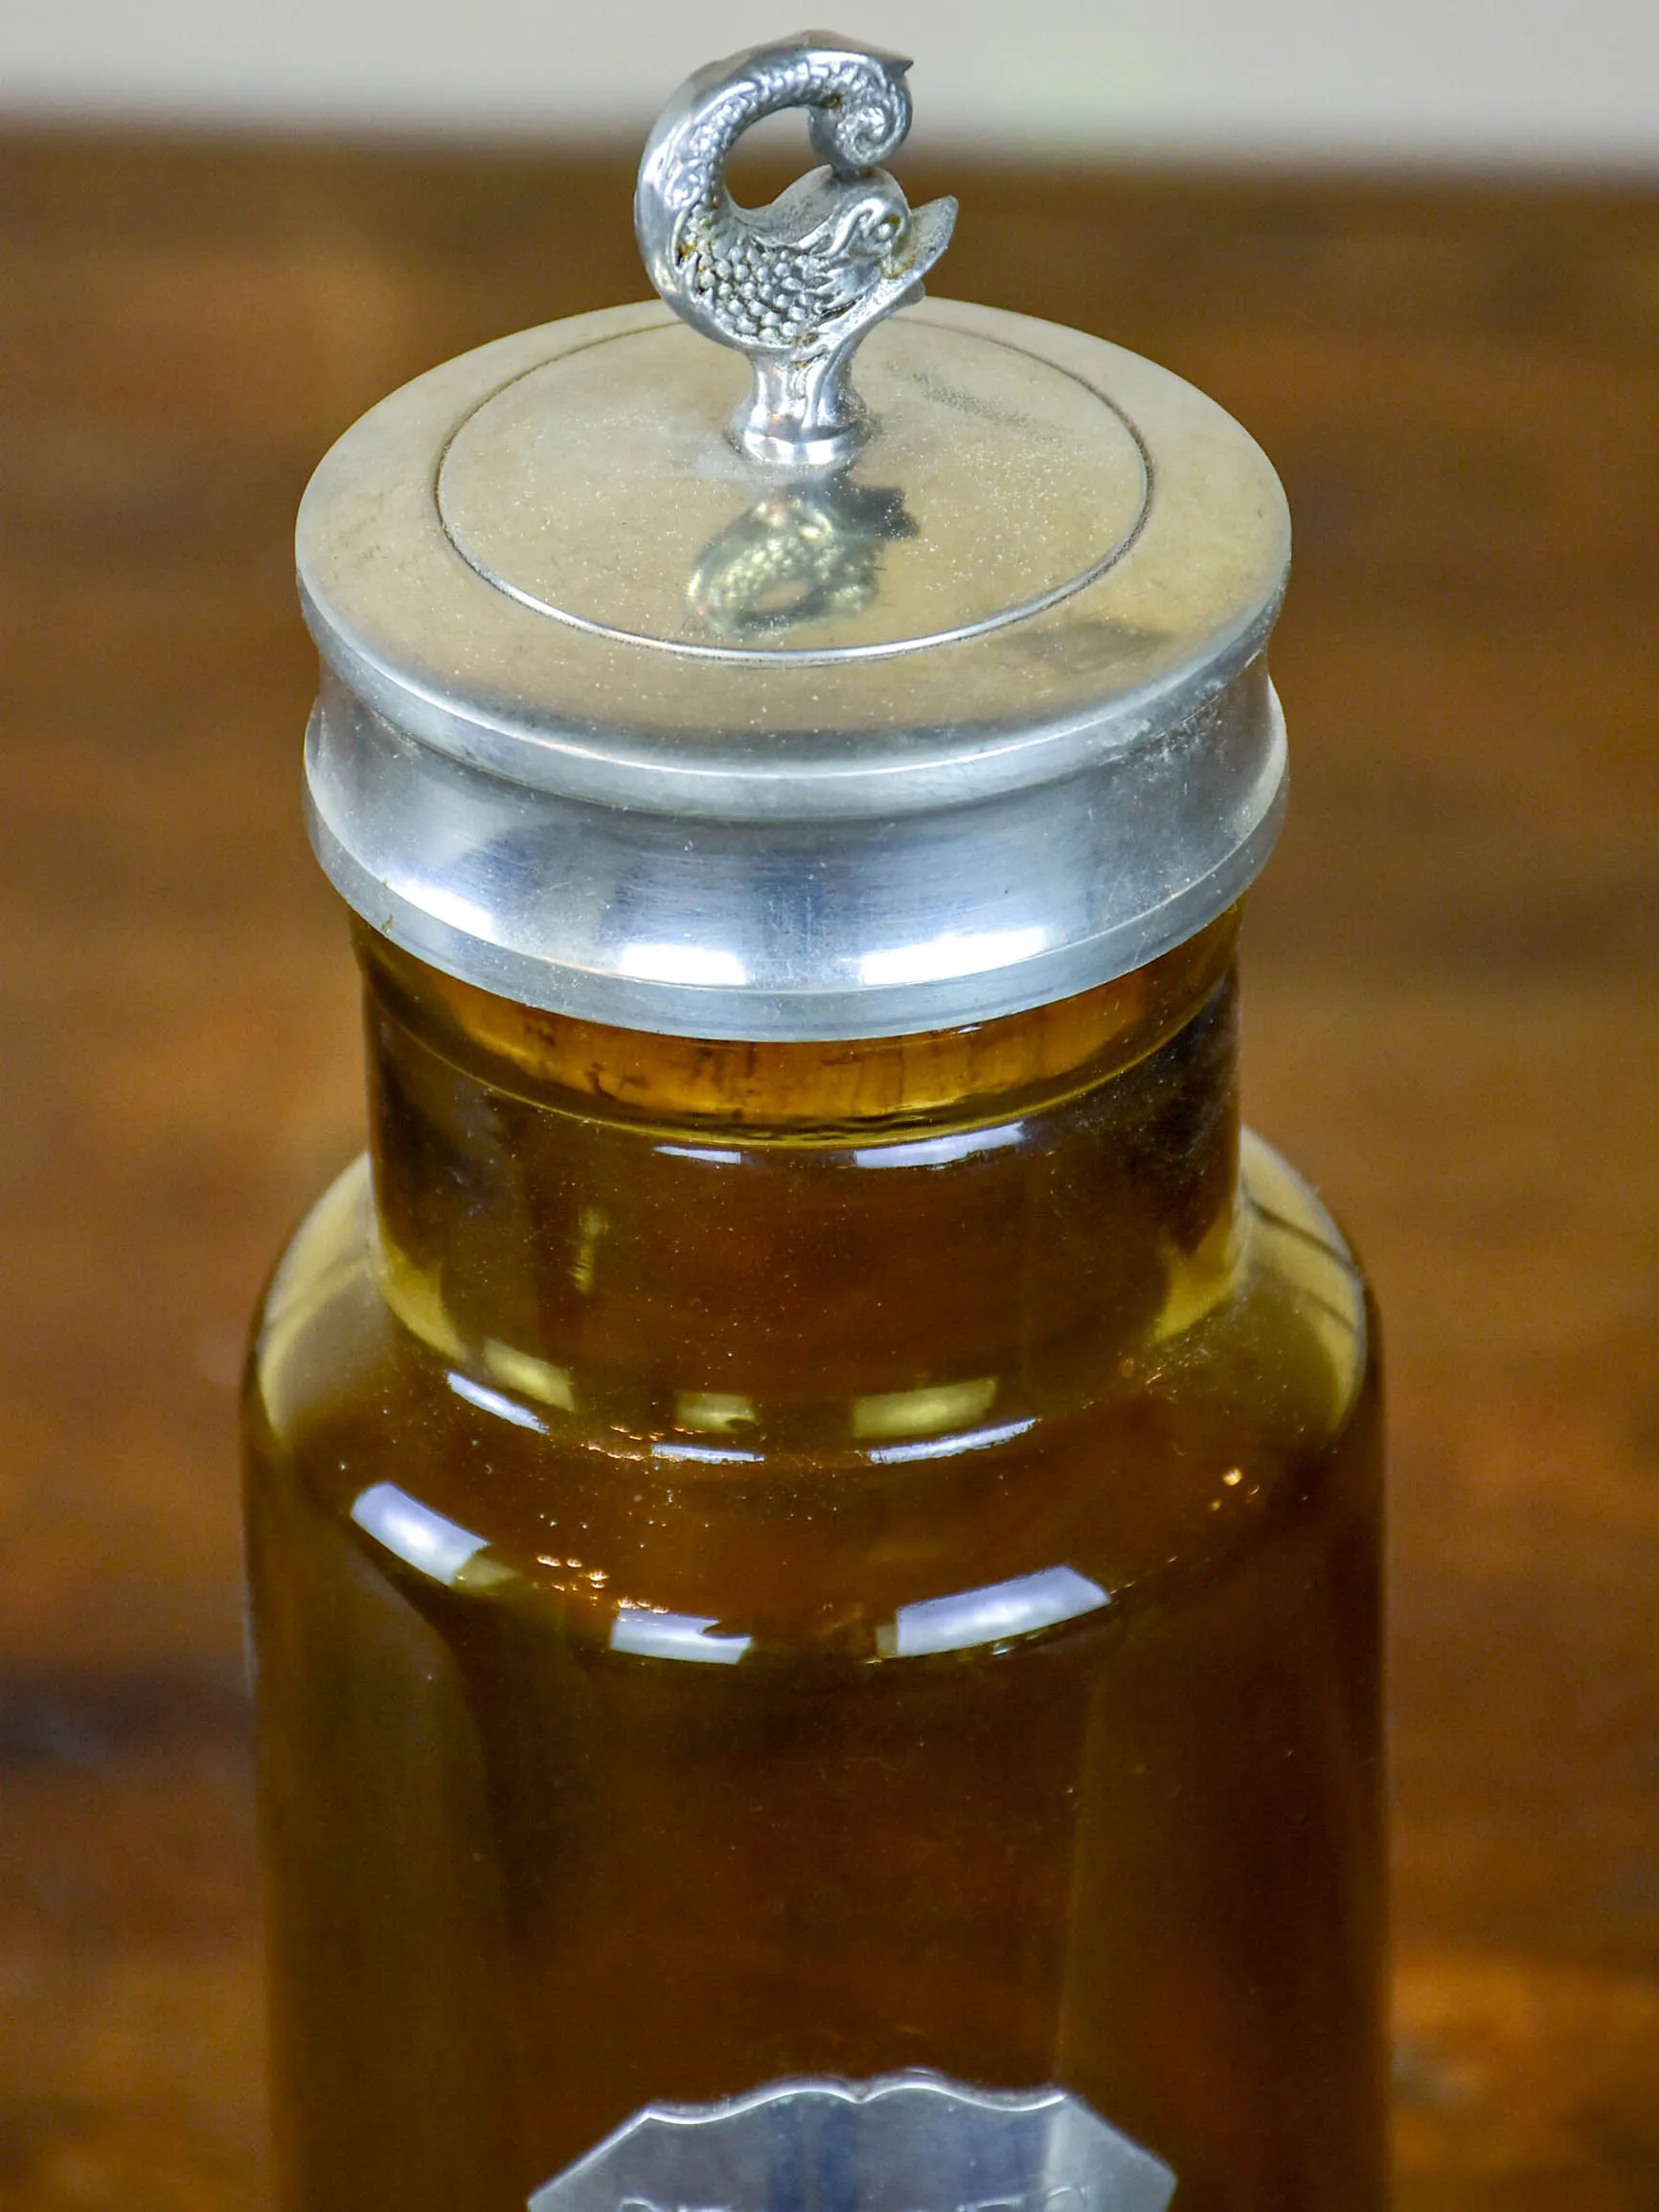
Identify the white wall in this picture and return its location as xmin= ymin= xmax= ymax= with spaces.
xmin=3 ymin=0 xmax=1656 ymax=165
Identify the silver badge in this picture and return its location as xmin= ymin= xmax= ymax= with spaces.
xmin=529 ymin=2070 xmax=1176 ymax=2212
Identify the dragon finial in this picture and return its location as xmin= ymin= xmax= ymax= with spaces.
xmin=636 ymin=32 xmax=957 ymax=468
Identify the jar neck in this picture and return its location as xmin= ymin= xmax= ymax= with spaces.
xmin=359 ymin=915 xmax=1243 ymax=1443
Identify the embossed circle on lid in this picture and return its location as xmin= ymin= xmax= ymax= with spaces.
xmin=436 ymin=318 xmax=1150 ymax=661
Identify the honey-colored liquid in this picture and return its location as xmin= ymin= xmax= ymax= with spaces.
xmin=245 ymin=911 xmax=1385 ymax=2212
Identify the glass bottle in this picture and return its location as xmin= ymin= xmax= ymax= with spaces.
xmin=246 ymin=33 xmax=1386 ymax=2212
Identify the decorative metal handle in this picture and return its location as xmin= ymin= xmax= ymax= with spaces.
xmin=636 ymin=32 xmax=957 ymax=469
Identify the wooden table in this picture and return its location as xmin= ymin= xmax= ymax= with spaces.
xmin=1 ymin=132 xmax=1655 ymax=2207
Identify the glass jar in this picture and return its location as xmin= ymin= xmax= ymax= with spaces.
xmin=246 ymin=34 xmax=1386 ymax=2212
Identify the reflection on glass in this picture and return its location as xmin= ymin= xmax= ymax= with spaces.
xmin=852 ymin=1122 xmax=1027 ymax=1171
xmin=610 ymin=1605 xmax=753 ymax=1666
xmin=851 ymin=1377 xmax=998 ymax=1441
xmin=687 ymin=474 xmax=914 ymax=642
xmin=674 ymin=1389 xmax=760 ymax=1433
xmin=865 ymin=1416 xmax=1035 ymax=1467
xmin=446 ymin=1370 xmax=547 ymax=1434
xmin=482 ymin=1338 xmax=576 ymax=1410
xmin=880 ymin=1566 xmax=1109 ymax=1659
xmin=351 ymin=1481 xmax=489 ymax=1586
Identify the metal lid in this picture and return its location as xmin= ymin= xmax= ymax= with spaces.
xmin=299 ymin=32 xmax=1290 ymax=1041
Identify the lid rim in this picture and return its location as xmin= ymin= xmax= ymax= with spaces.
xmin=299 ymin=573 xmax=1284 ymax=822
xmin=307 ymin=775 xmax=1284 ymax=1041
xmin=304 ymin=680 xmax=1286 ymax=1041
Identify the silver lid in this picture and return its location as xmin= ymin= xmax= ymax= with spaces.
xmin=299 ymin=32 xmax=1290 ymax=1041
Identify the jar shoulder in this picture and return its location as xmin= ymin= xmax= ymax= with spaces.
xmin=247 ymin=1136 xmax=1376 ymax=1649
xmin=251 ymin=1135 xmax=1369 ymax=1419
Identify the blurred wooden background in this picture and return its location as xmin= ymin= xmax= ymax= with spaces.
xmin=1 ymin=131 xmax=1656 ymax=2207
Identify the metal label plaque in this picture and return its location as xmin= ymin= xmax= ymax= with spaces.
xmin=529 ymin=2071 xmax=1176 ymax=2212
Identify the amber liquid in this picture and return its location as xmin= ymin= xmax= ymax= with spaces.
xmin=245 ymin=911 xmax=1385 ymax=2212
